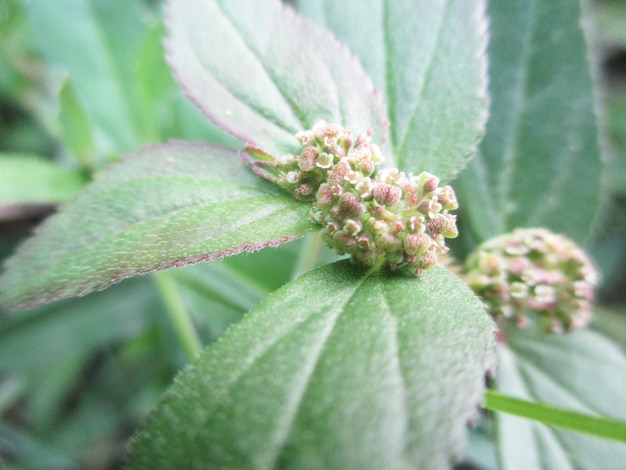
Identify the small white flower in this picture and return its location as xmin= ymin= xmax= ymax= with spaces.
xmin=510 ymin=282 xmax=529 ymax=299
xmin=533 ymin=284 xmax=556 ymax=303
xmin=285 ymin=171 xmax=300 ymax=184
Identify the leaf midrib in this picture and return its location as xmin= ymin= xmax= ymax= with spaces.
xmin=2 ymin=199 xmax=308 ymax=308
xmin=500 ymin=0 xmax=538 ymax=230
xmin=205 ymin=0 xmax=306 ymax=133
xmin=395 ymin=1 xmax=449 ymax=165
xmin=262 ymin=272 xmax=371 ymax=468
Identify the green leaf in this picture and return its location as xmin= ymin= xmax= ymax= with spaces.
xmin=0 ymin=278 xmax=162 ymax=372
xmin=165 ymin=0 xmax=387 ymax=157
xmin=455 ymin=0 xmax=602 ymax=244
xmin=25 ymin=0 xmax=147 ymax=158
xmin=494 ymin=327 xmax=626 ymax=469
xmin=484 ymin=390 xmax=626 ymax=444
xmin=0 ymin=422 xmax=76 ymax=469
xmin=0 ymin=154 xmax=87 ymax=206
xmin=127 ymin=263 xmax=496 ymax=469
xmin=134 ymin=22 xmax=240 ymax=148
xmin=294 ymin=0 xmax=489 ymax=179
xmin=58 ymin=79 xmax=97 ymax=169
xmin=0 ymin=142 xmax=315 ymax=310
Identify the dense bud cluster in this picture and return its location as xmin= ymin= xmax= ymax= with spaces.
xmin=464 ymin=228 xmax=598 ymax=332
xmin=245 ymin=120 xmax=459 ymax=275
xmin=312 ymin=166 xmax=458 ymax=274
xmin=273 ymin=120 xmax=382 ymax=201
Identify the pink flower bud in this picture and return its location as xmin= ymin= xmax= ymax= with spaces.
xmin=328 ymin=160 xmax=350 ymax=184
xmin=295 ymin=183 xmax=315 ymax=198
xmin=296 ymin=131 xmax=314 ymax=146
xmin=425 ymin=217 xmax=445 ymax=236
xmin=299 ymin=146 xmax=319 ymax=171
xmin=339 ymin=192 xmax=365 ymax=218
xmin=315 ymin=184 xmax=333 ymax=208
xmin=416 ymin=252 xmax=437 ymax=272
xmin=418 ymin=172 xmax=439 ymax=194
xmin=437 ymin=185 xmax=458 ymax=210
xmin=353 ymin=129 xmax=372 ymax=149
xmin=464 ymin=227 xmax=599 ymax=333
xmin=312 ymin=120 xmax=342 ymax=143
xmin=373 ymin=183 xmax=403 ymax=206
xmin=403 ymin=233 xmax=431 ymax=255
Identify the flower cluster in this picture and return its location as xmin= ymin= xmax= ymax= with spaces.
xmin=246 ymin=120 xmax=459 ymax=275
xmin=464 ymin=228 xmax=598 ymax=332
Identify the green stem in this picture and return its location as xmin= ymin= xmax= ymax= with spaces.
xmin=154 ymin=271 xmax=202 ymax=361
xmin=484 ymin=389 xmax=626 ymax=443
xmin=291 ymin=232 xmax=325 ymax=280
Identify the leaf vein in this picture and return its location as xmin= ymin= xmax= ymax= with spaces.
xmin=501 ymin=0 xmax=538 ymax=229
xmin=265 ymin=274 xmax=372 ymax=467
xmin=396 ymin=1 xmax=448 ymax=164
xmin=213 ymin=0 xmax=307 ymax=131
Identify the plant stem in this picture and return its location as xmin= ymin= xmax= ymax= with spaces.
xmin=154 ymin=271 xmax=202 ymax=361
xmin=484 ymin=389 xmax=626 ymax=443
xmin=290 ymin=232 xmax=326 ymax=280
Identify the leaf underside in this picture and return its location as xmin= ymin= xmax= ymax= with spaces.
xmin=294 ymin=0 xmax=489 ymax=179
xmin=455 ymin=0 xmax=602 ymax=243
xmin=127 ymin=262 xmax=496 ymax=470
xmin=0 ymin=142 xmax=315 ymax=310
xmin=165 ymin=0 xmax=388 ymax=158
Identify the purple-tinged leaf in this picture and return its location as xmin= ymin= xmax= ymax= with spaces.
xmin=165 ymin=0 xmax=388 ymax=157
xmin=0 ymin=142 xmax=315 ymax=310
xmin=295 ymin=0 xmax=490 ymax=179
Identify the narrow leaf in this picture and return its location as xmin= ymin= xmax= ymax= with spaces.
xmin=25 ymin=0 xmax=147 ymax=157
xmin=494 ymin=328 xmax=626 ymax=469
xmin=456 ymin=0 xmax=602 ymax=243
xmin=127 ymin=263 xmax=496 ymax=469
xmin=0 ymin=142 xmax=315 ymax=310
xmin=484 ymin=390 xmax=626 ymax=444
xmin=0 ymin=154 xmax=87 ymax=206
xmin=58 ymin=79 xmax=96 ymax=168
xmin=165 ymin=0 xmax=387 ymax=157
xmin=0 ymin=278 xmax=159 ymax=371
xmin=294 ymin=0 xmax=489 ymax=179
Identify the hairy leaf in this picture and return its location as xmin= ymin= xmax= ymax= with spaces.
xmin=0 ymin=155 xmax=87 ymax=206
xmin=494 ymin=327 xmax=626 ymax=469
xmin=294 ymin=0 xmax=489 ymax=179
xmin=0 ymin=142 xmax=315 ymax=310
xmin=127 ymin=263 xmax=496 ymax=469
xmin=456 ymin=0 xmax=602 ymax=243
xmin=165 ymin=0 xmax=387 ymax=157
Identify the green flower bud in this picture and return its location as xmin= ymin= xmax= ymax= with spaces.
xmin=246 ymin=120 xmax=459 ymax=276
xmin=464 ymin=228 xmax=599 ymax=333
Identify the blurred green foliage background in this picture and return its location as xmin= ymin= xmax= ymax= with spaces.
xmin=0 ymin=0 xmax=624 ymax=468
